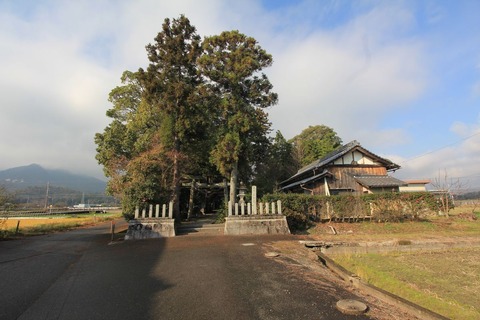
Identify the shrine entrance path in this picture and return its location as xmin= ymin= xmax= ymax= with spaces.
xmin=176 ymin=213 xmax=224 ymax=236
xmin=0 ymin=219 xmax=413 ymax=320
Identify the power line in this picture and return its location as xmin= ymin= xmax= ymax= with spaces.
xmin=400 ymin=131 xmax=480 ymax=164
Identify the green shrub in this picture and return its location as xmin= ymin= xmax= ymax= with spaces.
xmin=262 ymin=192 xmax=439 ymax=231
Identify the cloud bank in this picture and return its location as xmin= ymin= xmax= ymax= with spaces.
xmin=0 ymin=0 xmax=479 ymax=189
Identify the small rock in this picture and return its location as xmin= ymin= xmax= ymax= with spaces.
xmin=336 ymin=299 xmax=368 ymax=315
xmin=265 ymin=252 xmax=280 ymax=257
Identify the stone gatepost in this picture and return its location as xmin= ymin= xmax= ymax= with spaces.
xmin=224 ymin=185 xmax=290 ymax=235
xmin=252 ymin=186 xmax=257 ymax=215
xmin=125 ymin=202 xmax=176 ymax=240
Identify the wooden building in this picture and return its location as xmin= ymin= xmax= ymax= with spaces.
xmin=280 ymin=140 xmax=406 ymax=195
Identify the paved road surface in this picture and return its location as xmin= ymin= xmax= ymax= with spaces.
xmin=0 ymin=220 xmax=373 ymax=320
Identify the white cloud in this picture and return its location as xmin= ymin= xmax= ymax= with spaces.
xmin=392 ymin=118 xmax=480 ymax=189
xmin=0 ymin=0 xmax=478 ymax=190
xmin=267 ymin=4 xmax=427 ymax=143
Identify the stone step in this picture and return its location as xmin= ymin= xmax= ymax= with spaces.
xmin=176 ymin=221 xmax=224 ymax=236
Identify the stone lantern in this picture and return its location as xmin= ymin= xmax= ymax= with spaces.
xmin=238 ymin=183 xmax=247 ymax=204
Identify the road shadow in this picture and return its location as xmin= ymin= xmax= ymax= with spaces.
xmin=1 ymin=220 xmax=171 ymax=320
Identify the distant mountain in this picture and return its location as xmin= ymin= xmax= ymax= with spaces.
xmin=0 ymin=164 xmax=107 ymax=193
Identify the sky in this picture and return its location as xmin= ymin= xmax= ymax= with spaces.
xmin=1 ymin=0 xmax=480 ymax=190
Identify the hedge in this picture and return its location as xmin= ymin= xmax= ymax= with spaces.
xmin=261 ymin=192 xmax=440 ymax=231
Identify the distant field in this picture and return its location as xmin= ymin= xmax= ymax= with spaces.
xmin=0 ymin=211 xmax=122 ymax=237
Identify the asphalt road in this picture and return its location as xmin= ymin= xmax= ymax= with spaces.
xmin=0 ymin=221 xmax=372 ymax=320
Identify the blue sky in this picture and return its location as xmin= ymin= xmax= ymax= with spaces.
xmin=1 ymin=0 xmax=479 ymax=189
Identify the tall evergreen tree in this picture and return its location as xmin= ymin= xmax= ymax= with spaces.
xmin=96 ymin=16 xmax=211 ymax=219
xmin=199 ymin=30 xmax=278 ymax=203
xmin=138 ymin=15 xmax=205 ymax=221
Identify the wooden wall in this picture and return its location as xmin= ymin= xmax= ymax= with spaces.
xmin=311 ymin=166 xmax=387 ymax=195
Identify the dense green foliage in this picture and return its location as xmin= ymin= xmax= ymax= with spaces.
xmin=289 ymin=125 xmax=343 ymax=167
xmin=262 ymin=192 xmax=440 ymax=231
xmin=253 ymin=131 xmax=297 ymax=196
xmin=95 ymin=16 xmax=208 ymax=218
xmin=95 ymin=16 xmax=277 ymax=219
xmin=199 ymin=30 xmax=277 ymax=203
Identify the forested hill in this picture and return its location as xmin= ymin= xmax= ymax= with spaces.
xmin=0 ymin=164 xmax=107 ymax=193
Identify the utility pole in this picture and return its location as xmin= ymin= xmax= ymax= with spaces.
xmin=44 ymin=182 xmax=50 ymax=210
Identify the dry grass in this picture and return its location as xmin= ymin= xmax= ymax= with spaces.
xmin=304 ymin=203 xmax=480 ymax=320
xmin=307 ymin=205 xmax=480 ymax=242
xmin=0 ymin=212 xmax=122 ymax=237
xmin=331 ymin=248 xmax=480 ymax=320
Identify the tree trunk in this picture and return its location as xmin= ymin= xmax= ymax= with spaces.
xmin=171 ymin=137 xmax=181 ymax=222
xmin=229 ymin=161 xmax=238 ymax=205
xmin=223 ymin=178 xmax=228 ymax=209
xmin=187 ymin=178 xmax=195 ymax=220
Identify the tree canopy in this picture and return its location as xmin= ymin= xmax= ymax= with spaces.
xmin=95 ymin=17 xmax=277 ymax=219
xmin=198 ymin=30 xmax=278 ymax=203
xmin=253 ymin=131 xmax=297 ymax=195
xmin=289 ymin=125 xmax=343 ymax=167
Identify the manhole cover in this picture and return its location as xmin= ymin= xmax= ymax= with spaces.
xmin=265 ymin=252 xmax=280 ymax=257
xmin=336 ymin=299 xmax=368 ymax=315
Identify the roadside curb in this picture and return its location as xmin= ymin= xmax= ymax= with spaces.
xmin=314 ymin=251 xmax=449 ymax=320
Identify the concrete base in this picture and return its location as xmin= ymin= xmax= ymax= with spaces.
xmin=125 ymin=218 xmax=175 ymax=240
xmin=224 ymin=215 xmax=290 ymax=235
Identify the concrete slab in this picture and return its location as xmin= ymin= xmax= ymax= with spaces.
xmin=125 ymin=218 xmax=175 ymax=240
xmin=224 ymin=215 xmax=290 ymax=235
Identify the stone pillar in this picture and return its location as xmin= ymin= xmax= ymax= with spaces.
xmin=168 ymin=202 xmax=173 ymax=219
xmin=235 ymin=202 xmax=239 ymax=215
xmin=277 ymin=200 xmax=282 ymax=215
xmin=247 ymin=203 xmax=251 ymax=215
xmin=162 ymin=204 xmax=167 ymax=218
xmin=142 ymin=208 xmax=146 ymax=218
xmin=155 ymin=204 xmax=160 ymax=218
xmin=271 ymin=202 xmax=276 ymax=214
xmin=241 ymin=202 xmax=245 ymax=215
xmin=228 ymin=201 xmax=232 ymax=216
xmin=135 ymin=207 xmax=139 ymax=219
xmin=149 ymin=204 xmax=153 ymax=218
xmin=265 ymin=203 xmax=269 ymax=214
xmin=252 ymin=186 xmax=257 ymax=215
xmin=259 ymin=202 xmax=263 ymax=215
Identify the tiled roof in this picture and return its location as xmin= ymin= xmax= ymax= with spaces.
xmin=280 ymin=170 xmax=332 ymax=191
xmin=295 ymin=140 xmax=361 ymax=176
xmin=354 ymin=175 xmax=407 ymax=188
xmin=281 ymin=140 xmax=400 ymax=186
